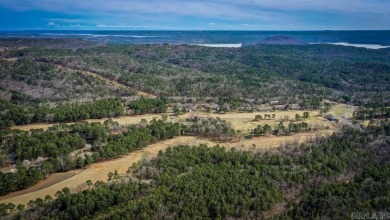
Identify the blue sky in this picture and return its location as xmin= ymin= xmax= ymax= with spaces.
xmin=0 ymin=0 xmax=389 ymax=30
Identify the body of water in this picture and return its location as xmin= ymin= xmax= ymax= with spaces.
xmin=1 ymin=30 xmax=389 ymax=49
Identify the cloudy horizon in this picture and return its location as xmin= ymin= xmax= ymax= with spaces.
xmin=0 ymin=0 xmax=389 ymax=30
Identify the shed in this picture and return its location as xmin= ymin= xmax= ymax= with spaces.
xmin=325 ymin=114 xmax=337 ymax=121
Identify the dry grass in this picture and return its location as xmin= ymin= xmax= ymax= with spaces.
xmin=85 ymin=114 xmax=162 ymax=125
xmin=362 ymin=120 xmax=370 ymax=127
xmin=3 ymin=57 xmax=18 ymax=62
xmin=13 ymin=105 xmax=340 ymax=132
xmin=330 ymin=104 xmax=354 ymax=117
xmin=178 ymin=110 xmax=328 ymax=132
xmin=13 ymin=114 xmax=163 ymax=131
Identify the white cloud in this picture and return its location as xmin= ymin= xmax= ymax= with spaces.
xmin=0 ymin=0 xmax=289 ymax=21
xmin=2 ymin=0 xmax=387 ymax=15
xmin=232 ymin=0 xmax=390 ymax=13
xmin=48 ymin=21 xmax=55 ymax=26
xmin=96 ymin=24 xmax=150 ymax=29
xmin=1 ymin=0 xmax=389 ymax=30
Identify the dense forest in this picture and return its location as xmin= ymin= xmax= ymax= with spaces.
xmin=353 ymin=106 xmax=390 ymax=120
xmin=1 ymin=40 xmax=389 ymax=131
xmin=129 ymin=97 xmax=168 ymax=115
xmin=3 ymin=120 xmax=388 ymax=219
xmin=0 ymin=98 xmax=125 ymax=128
xmin=1 ymin=41 xmax=389 ymax=106
xmin=0 ymin=39 xmax=389 ymax=219
xmin=0 ymin=59 xmax=134 ymax=102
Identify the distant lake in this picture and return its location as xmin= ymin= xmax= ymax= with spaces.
xmin=1 ymin=30 xmax=389 ymax=48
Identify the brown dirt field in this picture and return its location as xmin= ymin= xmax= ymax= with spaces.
xmin=0 ymin=131 xmax=334 ymax=206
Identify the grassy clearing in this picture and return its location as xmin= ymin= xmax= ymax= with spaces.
xmin=330 ymin=104 xmax=353 ymax=117
xmin=12 ymin=114 xmax=163 ymax=131
xmin=178 ymin=109 xmax=328 ymax=132
xmin=13 ymin=106 xmax=340 ymax=132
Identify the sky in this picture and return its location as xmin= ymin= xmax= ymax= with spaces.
xmin=0 ymin=0 xmax=389 ymax=30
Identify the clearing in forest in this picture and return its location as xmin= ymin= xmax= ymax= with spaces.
xmin=12 ymin=114 xmax=163 ymax=131
xmin=0 ymin=130 xmax=334 ymax=206
xmin=178 ymin=109 xmax=330 ymax=132
xmin=3 ymin=105 xmax=343 ymax=205
xmin=329 ymin=104 xmax=355 ymax=117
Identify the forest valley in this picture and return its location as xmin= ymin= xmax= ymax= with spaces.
xmin=0 ymin=39 xmax=389 ymax=219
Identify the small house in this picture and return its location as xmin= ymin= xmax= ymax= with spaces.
xmin=325 ymin=114 xmax=337 ymax=121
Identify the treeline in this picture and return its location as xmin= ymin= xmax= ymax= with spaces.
xmin=2 ymin=128 xmax=86 ymax=162
xmin=289 ymin=165 xmax=390 ymax=219
xmin=92 ymin=119 xmax=181 ymax=161
xmin=184 ymin=117 xmax=236 ymax=141
xmin=0 ymin=98 xmax=125 ymax=128
xmin=0 ymin=161 xmax=52 ymax=198
xmin=353 ymin=107 xmax=390 ymax=120
xmin=254 ymin=113 xmax=276 ymax=121
xmin=251 ymin=121 xmax=310 ymax=137
xmin=0 ymin=119 xmax=181 ymax=197
xmin=0 ymin=122 xmax=106 ymax=196
xmin=129 ymin=97 xmax=167 ymax=115
xmin=12 ymin=120 xmax=390 ymax=219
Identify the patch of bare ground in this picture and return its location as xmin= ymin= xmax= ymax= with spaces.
xmin=2 ymin=57 xmax=18 ymax=62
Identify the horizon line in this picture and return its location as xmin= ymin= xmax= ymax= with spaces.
xmin=1 ymin=29 xmax=389 ymax=32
